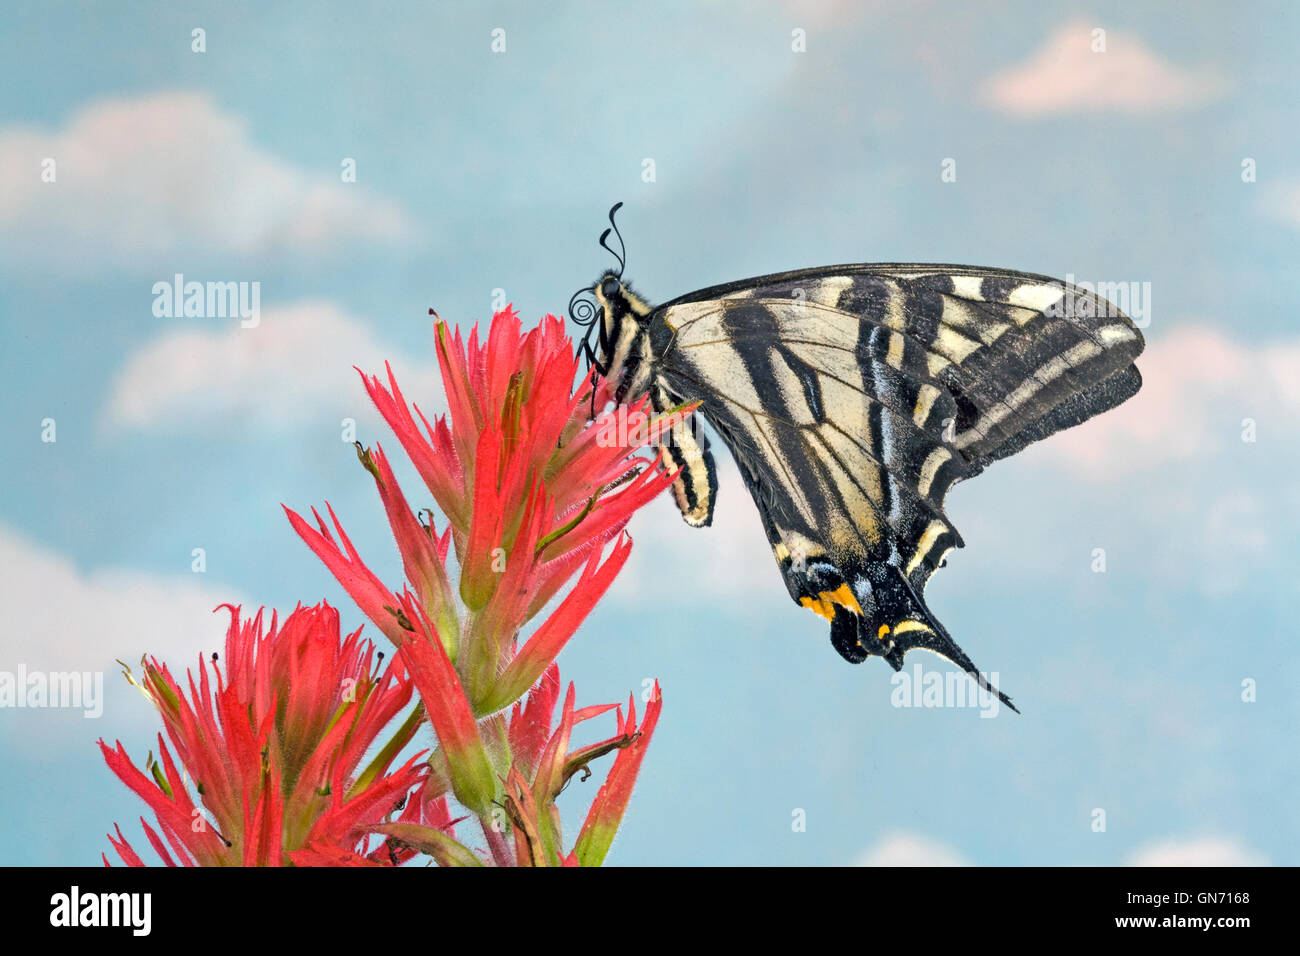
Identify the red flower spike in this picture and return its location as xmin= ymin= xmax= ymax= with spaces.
xmin=340 ymin=307 xmax=677 ymax=716
xmin=101 ymin=603 xmax=425 ymax=866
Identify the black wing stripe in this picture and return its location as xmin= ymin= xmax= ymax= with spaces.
xmin=917 ymin=273 xmax=1145 ymax=459
xmin=668 ymin=299 xmax=967 ymax=449
xmin=664 ymin=357 xmax=964 ymax=539
xmin=667 ymin=292 xmax=1037 ymax=459
xmin=664 ymin=361 xmax=966 ymax=575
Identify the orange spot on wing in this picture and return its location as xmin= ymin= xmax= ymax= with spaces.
xmin=828 ymin=583 xmax=862 ymax=615
xmin=800 ymin=596 xmax=835 ymax=622
xmin=800 ymin=584 xmax=863 ymax=623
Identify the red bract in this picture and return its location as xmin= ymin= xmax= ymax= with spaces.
xmin=496 ymin=667 xmax=663 ymax=867
xmin=389 ymin=587 xmax=496 ymax=815
xmin=572 ymin=682 xmax=663 ymax=866
xmin=100 ymin=603 xmax=429 ymax=866
xmin=295 ymin=777 xmax=468 ymax=868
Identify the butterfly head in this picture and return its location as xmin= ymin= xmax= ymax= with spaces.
xmin=592 ymin=269 xmax=652 ymax=326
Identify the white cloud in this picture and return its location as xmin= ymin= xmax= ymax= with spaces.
xmin=0 ymin=526 xmax=242 ymax=753
xmin=105 ymin=300 xmax=442 ymax=432
xmin=0 ymin=526 xmax=235 ymax=672
xmin=852 ymin=831 xmax=970 ymax=866
xmin=1126 ymin=837 xmax=1268 ymax=867
xmin=1037 ymin=326 xmax=1300 ymax=478
xmin=0 ymin=91 xmax=416 ymax=274
xmin=983 ymin=20 xmax=1225 ymax=117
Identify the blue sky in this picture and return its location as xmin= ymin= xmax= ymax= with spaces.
xmin=1 ymin=0 xmax=1297 ymax=866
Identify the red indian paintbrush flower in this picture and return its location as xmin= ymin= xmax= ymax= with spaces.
xmin=285 ymin=306 xmax=680 ymax=864
xmin=100 ymin=602 xmax=435 ymax=866
xmin=99 ymin=305 xmax=675 ymax=866
xmin=287 ymin=306 xmax=683 ymax=714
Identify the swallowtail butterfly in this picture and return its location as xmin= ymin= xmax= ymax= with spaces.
xmin=570 ymin=204 xmax=1145 ymax=710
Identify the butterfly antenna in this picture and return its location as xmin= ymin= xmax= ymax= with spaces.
xmin=569 ymin=202 xmax=627 ymax=419
xmin=598 ymin=201 xmax=626 ymax=277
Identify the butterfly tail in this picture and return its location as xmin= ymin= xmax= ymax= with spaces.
xmin=826 ymin=578 xmax=1020 ymax=713
xmin=884 ymin=619 xmax=1020 ymax=714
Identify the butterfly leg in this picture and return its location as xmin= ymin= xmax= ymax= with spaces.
xmin=579 ymin=339 xmax=610 ymax=421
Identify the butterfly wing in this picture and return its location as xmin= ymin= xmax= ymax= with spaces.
xmin=649 ymin=265 xmax=1144 ymax=703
